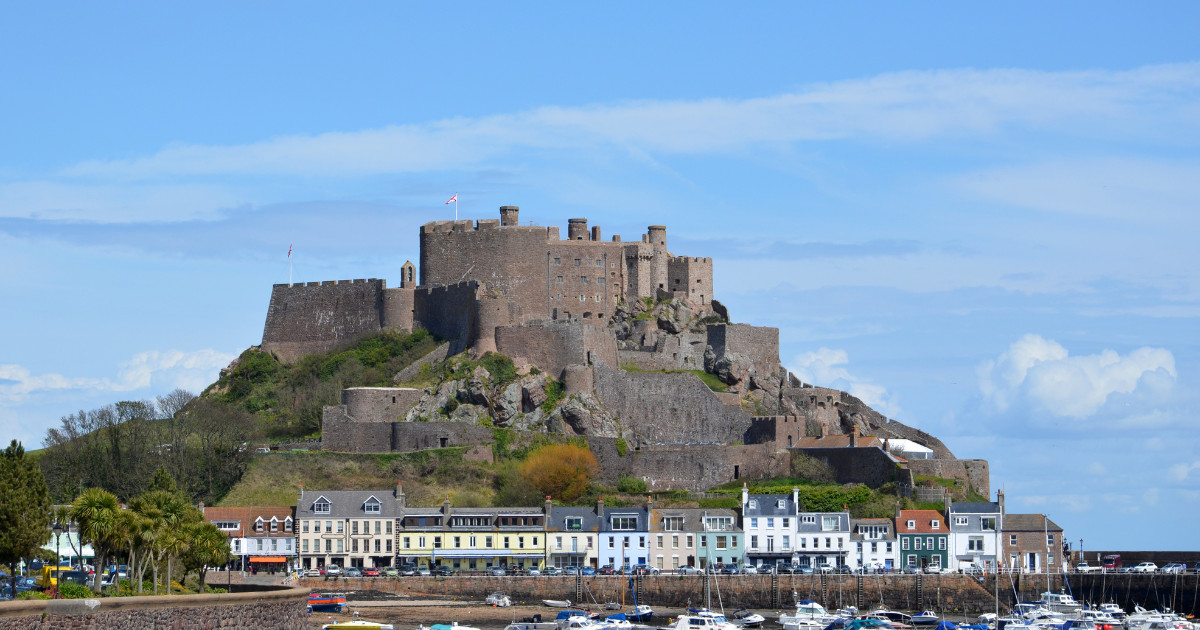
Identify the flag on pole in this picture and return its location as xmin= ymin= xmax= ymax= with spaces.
xmin=445 ymin=194 xmax=458 ymax=204
xmin=288 ymin=243 xmax=293 ymax=258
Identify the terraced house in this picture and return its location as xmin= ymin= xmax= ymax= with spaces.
xmin=741 ymin=486 xmax=800 ymax=569
xmin=795 ymin=510 xmax=852 ymax=570
xmin=203 ymin=505 xmax=297 ymax=572
xmin=851 ymin=517 xmax=896 ymax=572
xmin=895 ymin=509 xmax=947 ymax=571
xmin=295 ymin=486 xmax=401 ymax=571
xmin=397 ymin=496 xmax=548 ymax=572
xmin=948 ymin=490 xmax=1004 ymax=572
xmin=649 ymin=507 xmax=741 ymax=571
xmin=545 ymin=503 xmax=600 ymax=569
xmin=597 ymin=498 xmax=650 ymax=570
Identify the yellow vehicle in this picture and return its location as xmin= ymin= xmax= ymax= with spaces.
xmin=36 ymin=564 xmax=75 ymax=589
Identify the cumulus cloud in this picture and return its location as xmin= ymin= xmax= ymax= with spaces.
xmin=0 ymin=349 xmax=235 ymax=403
xmin=1169 ymin=461 xmax=1200 ymax=483
xmin=977 ymin=334 xmax=1175 ymax=420
xmin=788 ymin=348 xmax=900 ymax=417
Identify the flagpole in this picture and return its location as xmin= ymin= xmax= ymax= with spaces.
xmin=455 ymin=196 xmax=458 ymax=221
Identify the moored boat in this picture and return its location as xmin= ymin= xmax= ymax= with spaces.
xmin=487 ymin=592 xmax=513 ymax=607
xmin=912 ymin=611 xmax=940 ymax=626
xmin=780 ymin=600 xmax=840 ymax=630
xmin=544 ymin=599 xmax=574 ymax=608
xmin=665 ymin=611 xmax=740 ymax=630
xmin=323 ymin=621 xmax=394 ymax=630
xmin=309 ymin=592 xmax=347 ymax=613
xmin=1038 ymin=592 xmax=1082 ymax=615
xmin=628 ymin=604 xmax=654 ymax=622
xmin=732 ymin=609 xmax=765 ymax=627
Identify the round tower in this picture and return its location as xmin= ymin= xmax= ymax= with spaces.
xmin=647 ymin=225 xmax=667 ymax=247
xmin=568 ymin=218 xmax=589 ymax=241
xmin=499 ymin=205 xmax=520 ymax=226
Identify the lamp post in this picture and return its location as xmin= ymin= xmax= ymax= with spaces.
xmin=52 ymin=522 xmax=63 ymax=599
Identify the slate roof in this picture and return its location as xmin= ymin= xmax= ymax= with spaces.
xmin=296 ymin=489 xmax=404 ymax=519
xmin=949 ymin=501 xmax=1000 ymax=514
xmin=850 ymin=517 xmax=896 ymax=540
xmin=546 ymin=506 xmax=600 ymax=532
xmin=744 ymin=494 xmax=796 ymax=517
xmin=1002 ymin=514 xmax=1062 ymax=532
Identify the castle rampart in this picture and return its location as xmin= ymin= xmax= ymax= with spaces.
xmin=494 ymin=321 xmax=618 ymax=381
xmin=261 ymin=278 xmax=388 ymax=362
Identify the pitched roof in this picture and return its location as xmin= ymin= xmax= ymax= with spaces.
xmin=744 ymin=493 xmax=796 ymax=517
xmin=297 ymin=489 xmax=403 ymax=518
xmin=896 ymin=509 xmax=947 ymax=534
xmin=1002 ymin=514 xmax=1063 ymax=532
xmin=949 ymin=501 xmax=1000 ymax=514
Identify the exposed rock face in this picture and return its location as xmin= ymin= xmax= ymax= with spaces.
xmin=547 ymin=394 xmax=622 ymax=439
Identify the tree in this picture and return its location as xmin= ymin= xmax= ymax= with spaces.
xmin=0 ymin=440 xmax=52 ymax=597
xmin=69 ymin=487 xmax=121 ymax=592
xmin=518 ymin=443 xmax=599 ymax=503
xmin=180 ymin=521 xmax=230 ymax=592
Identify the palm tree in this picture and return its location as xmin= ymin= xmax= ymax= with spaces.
xmin=69 ymin=487 xmax=120 ymax=592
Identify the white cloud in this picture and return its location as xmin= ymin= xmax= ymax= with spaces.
xmin=0 ymin=349 xmax=235 ymax=403
xmin=977 ymin=334 xmax=1175 ymax=419
xmin=788 ymin=347 xmax=900 ymax=417
xmin=1169 ymin=461 xmax=1200 ymax=483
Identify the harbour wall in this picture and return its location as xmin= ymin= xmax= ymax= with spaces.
xmin=298 ymin=573 xmax=1200 ymax=616
xmin=0 ymin=584 xmax=309 ymax=629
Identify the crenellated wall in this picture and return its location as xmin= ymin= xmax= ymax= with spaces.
xmin=261 ymin=279 xmax=387 ymax=362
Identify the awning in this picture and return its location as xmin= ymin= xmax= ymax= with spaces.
xmin=250 ymin=556 xmax=287 ymax=563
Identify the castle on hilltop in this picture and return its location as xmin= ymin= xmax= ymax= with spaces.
xmin=258 ymin=206 xmax=988 ymax=497
xmin=262 ymin=206 xmax=714 ymax=362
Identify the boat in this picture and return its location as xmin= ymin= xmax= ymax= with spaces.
xmin=1038 ymin=592 xmax=1082 ymax=616
xmin=323 ymin=621 xmax=394 ymax=630
xmin=628 ymin=604 xmax=654 ymax=622
xmin=1097 ymin=604 xmax=1125 ymax=621
xmin=665 ymin=612 xmax=741 ymax=630
xmin=732 ymin=609 xmax=765 ymax=627
xmin=556 ymin=613 xmax=606 ymax=630
xmin=421 ymin=624 xmax=483 ymax=630
xmin=912 ymin=611 xmax=940 ymax=626
xmin=505 ymin=616 xmax=560 ymax=630
xmin=868 ymin=608 xmax=914 ymax=628
xmin=544 ymin=599 xmax=574 ymax=608
xmin=308 ymin=592 xmax=347 ymax=613
xmin=780 ymin=600 xmax=841 ymax=630
xmin=601 ymin=613 xmax=633 ymax=630
xmin=487 ymin=592 xmax=513 ymax=607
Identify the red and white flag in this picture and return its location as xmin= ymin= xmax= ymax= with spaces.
xmin=288 ymin=243 xmax=293 ymax=258
xmin=445 ymin=193 xmax=458 ymax=204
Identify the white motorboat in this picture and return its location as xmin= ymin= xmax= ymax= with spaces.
xmin=544 ymin=599 xmax=574 ymax=608
xmin=324 ymin=621 xmax=395 ymax=630
xmin=731 ymin=609 xmax=765 ymax=627
xmin=911 ymin=611 xmax=940 ymax=626
xmin=1039 ymin=592 xmax=1083 ymax=615
xmin=1097 ymin=604 xmax=1126 ymax=621
xmin=666 ymin=611 xmax=741 ymax=630
xmin=780 ymin=600 xmax=840 ymax=630
xmin=487 ymin=592 xmax=513 ymax=607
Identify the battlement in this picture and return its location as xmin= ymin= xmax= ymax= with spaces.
xmin=272 ymin=278 xmax=383 ymax=289
xmin=670 ymin=256 xmax=712 ymax=264
xmin=413 ymin=280 xmax=478 ymax=297
xmin=420 ymin=218 xmax=553 ymax=237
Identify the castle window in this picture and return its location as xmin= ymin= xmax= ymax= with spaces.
xmin=554 ymin=258 xmax=561 ymax=265
xmin=595 ymin=259 xmax=601 ymax=266
xmin=574 ymin=259 xmax=581 ymax=266
xmin=583 ymin=312 xmax=592 ymax=318
xmin=581 ymin=276 xmax=588 ymax=283
xmin=611 ymin=262 xmax=616 ymax=268
xmin=675 ymin=279 xmax=680 ymax=284
xmin=697 ymin=279 xmax=702 ymax=283
xmin=556 ymin=276 xmax=563 ymax=283
xmin=579 ymin=295 xmax=585 ymax=302
xmin=595 ymin=295 xmax=601 ymax=302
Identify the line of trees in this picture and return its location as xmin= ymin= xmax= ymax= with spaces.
xmin=66 ymin=470 xmax=230 ymax=594
xmin=40 ymin=390 xmax=254 ymax=504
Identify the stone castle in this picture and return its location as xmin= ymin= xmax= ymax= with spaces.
xmin=259 ymin=206 xmax=988 ymax=496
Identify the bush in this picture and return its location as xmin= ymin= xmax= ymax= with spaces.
xmin=541 ymin=379 xmax=565 ymax=414
xmin=617 ymin=475 xmax=647 ymax=493
xmin=17 ymin=591 xmax=50 ymax=600
xmin=615 ymin=438 xmax=627 ymax=456
xmin=478 ymin=352 xmax=519 ymax=388
xmin=58 ymin=582 xmax=95 ymax=599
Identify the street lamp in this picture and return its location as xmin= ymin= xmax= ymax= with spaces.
xmin=52 ymin=522 xmax=63 ymax=599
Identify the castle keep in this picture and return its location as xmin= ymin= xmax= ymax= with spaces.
xmin=262 ymin=207 xmax=713 ymax=362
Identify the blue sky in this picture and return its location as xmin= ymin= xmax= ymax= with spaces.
xmin=2 ymin=3 xmax=1197 ymax=550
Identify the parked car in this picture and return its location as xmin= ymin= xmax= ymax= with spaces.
xmin=719 ymin=564 xmax=741 ymax=575
xmin=817 ymin=562 xmax=836 ymax=574
xmin=742 ymin=565 xmax=759 ymax=574
xmin=1076 ymin=563 xmax=1099 ymax=573
xmin=775 ymin=564 xmax=799 ymax=574
xmin=302 ymin=568 xmax=323 ymax=577
xmin=399 ymin=563 xmax=417 ymax=576
xmin=580 ymin=566 xmax=596 ymax=576
xmin=902 ymin=565 xmax=921 ymax=574
xmin=1161 ymin=563 xmax=1186 ymax=574
xmin=542 ymin=566 xmax=563 ymax=576
xmin=416 ymin=566 xmax=432 ymax=577
xmin=324 ymin=565 xmax=341 ymax=577
xmin=488 ymin=566 xmax=506 ymax=576
xmin=362 ymin=568 xmax=380 ymax=577
xmin=384 ymin=567 xmax=399 ymax=577
xmin=631 ymin=563 xmax=660 ymax=575
xmin=526 ymin=567 xmax=541 ymax=576
xmin=433 ymin=566 xmax=455 ymax=577
xmin=1132 ymin=562 xmax=1158 ymax=573
xmin=677 ymin=565 xmax=702 ymax=575
xmin=598 ymin=564 xmax=617 ymax=575
xmin=345 ymin=567 xmax=362 ymax=577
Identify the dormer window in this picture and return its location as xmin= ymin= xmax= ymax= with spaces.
xmin=566 ymin=517 xmax=583 ymax=531
xmin=777 ymin=500 xmax=785 ymax=509
xmin=364 ymin=499 xmax=381 ymax=514
xmin=931 ymin=520 xmax=940 ymax=530
xmin=270 ymin=517 xmax=279 ymax=532
xmin=314 ymin=497 xmax=331 ymax=514
xmin=906 ymin=519 xmax=916 ymax=530
xmin=255 ymin=518 xmax=264 ymax=532
xmin=748 ymin=500 xmax=757 ymax=509
xmin=285 ymin=518 xmax=293 ymax=532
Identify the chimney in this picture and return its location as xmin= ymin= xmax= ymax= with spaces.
xmin=820 ymin=424 xmax=827 ymax=438
xmin=792 ymin=487 xmax=800 ymax=514
xmin=544 ymin=495 xmax=553 ymax=518
xmin=741 ymin=483 xmax=749 ymax=510
xmin=568 ymin=218 xmax=589 ymax=241
xmin=997 ymin=489 xmax=1005 ymax=516
xmin=850 ymin=426 xmax=858 ymax=447
xmin=944 ymin=491 xmax=951 ymax=514
xmin=591 ymin=226 xmax=601 ymax=242
xmin=443 ymin=495 xmax=452 ymax=515
xmin=298 ymin=482 xmax=304 ymax=505
xmin=394 ymin=481 xmax=406 ymax=508
xmin=597 ymin=496 xmax=605 ymax=516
